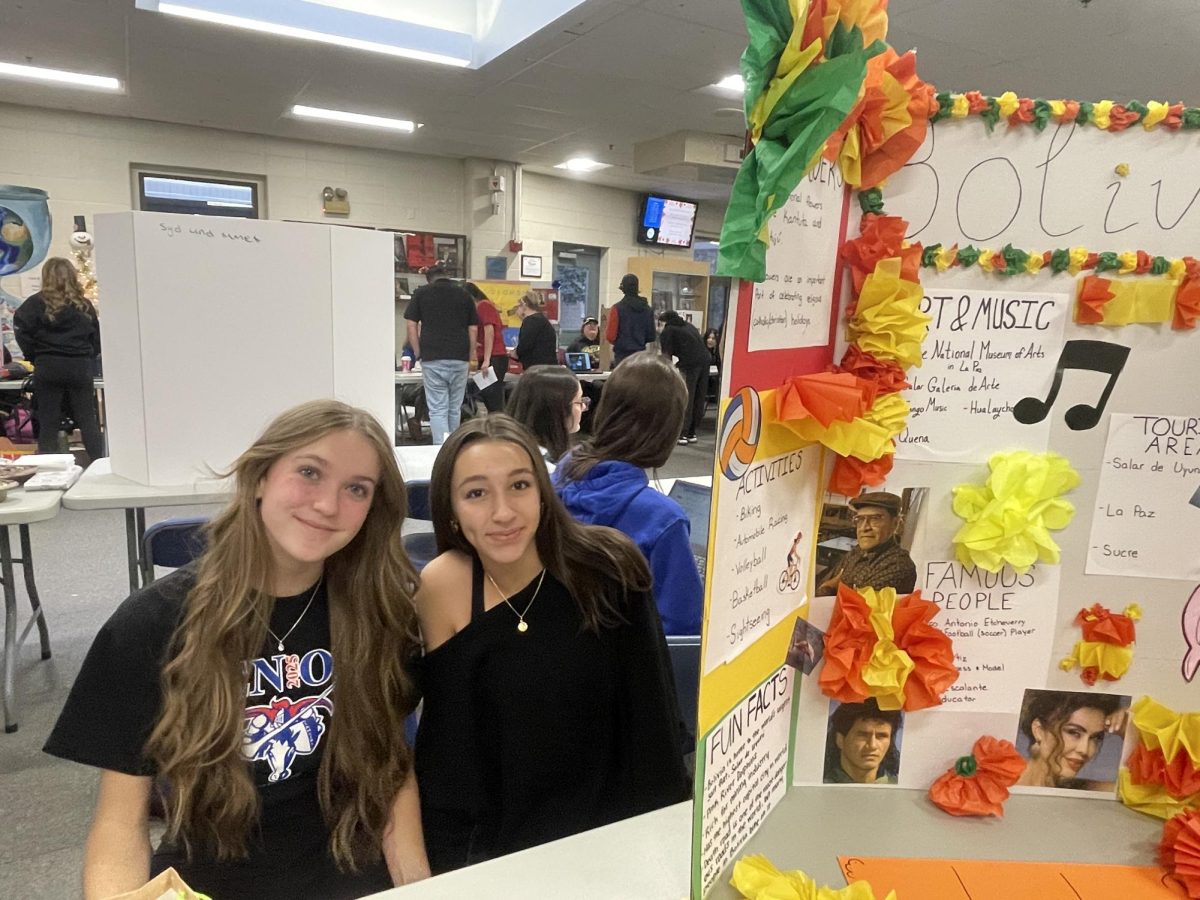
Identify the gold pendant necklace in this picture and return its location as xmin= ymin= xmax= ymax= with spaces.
xmin=486 ymin=568 xmax=546 ymax=633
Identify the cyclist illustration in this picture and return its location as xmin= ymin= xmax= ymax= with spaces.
xmin=778 ymin=530 xmax=805 ymax=592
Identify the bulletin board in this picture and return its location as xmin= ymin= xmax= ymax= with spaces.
xmin=693 ymin=1 xmax=1200 ymax=894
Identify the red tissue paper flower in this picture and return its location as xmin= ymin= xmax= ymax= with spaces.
xmin=836 ymin=345 xmax=911 ymax=394
xmin=818 ymin=583 xmax=958 ymax=712
xmin=1075 ymin=603 xmax=1137 ymax=646
xmin=1160 ymin=809 xmax=1200 ymax=898
xmin=840 ymin=214 xmax=921 ymax=300
xmin=1075 ymin=276 xmax=1114 ymax=324
xmin=929 ymin=736 xmax=1026 ymax=817
xmin=828 ymin=453 xmax=894 ymax=498
xmin=1128 ymin=743 xmax=1200 ymax=800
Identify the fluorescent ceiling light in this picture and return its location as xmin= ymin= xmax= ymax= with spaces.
xmin=292 ymin=104 xmax=418 ymax=132
xmin=0 ymin=61 xmax=122 ymax=92
xmin=713 ymin=73 xmax=744 ymax=93
xmin=153 ymin=2 xmax=471 ymax=67
xmin=556 ymin=158 xmax=610 ymax=173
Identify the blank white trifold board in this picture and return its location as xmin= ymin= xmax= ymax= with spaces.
xmin=95 ymin=212 xmax=394 ymax=484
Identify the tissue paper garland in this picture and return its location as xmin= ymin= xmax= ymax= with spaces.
xmin=732 ymin=854 xmax=897 ymax=900
xmin=1160 ymin=809 xmax=1200 ymax=899
xmin=951 ymin=451 xmax=1081 ymax=573
xmin=818 ymin=583 xmax=958 ymax=711
xmin=1075 ymin=276 xmax=1177 ymax=325
xmin=1059 ymin=603 xmax=1141 ymax=685
xmin=928 ymin=736 xmax=1026 ymax=817
xmin=928 ymin=91 xmax=1200 ymax=133
xmin=1120 ymin=697 xmax=1200 ymax=820
xmin=716 ymin=0 xmax=885 ymax=282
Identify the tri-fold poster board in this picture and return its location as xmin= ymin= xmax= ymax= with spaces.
xmin=693 ymin=102 xmax=1200 ymax=895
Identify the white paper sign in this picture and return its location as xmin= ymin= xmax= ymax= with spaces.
xmin=923 ymin=561 xmax=1060 ymax=712
xmin=703 ymin=447 xmax=821 ymax=674
xmin=470 ymin=365 xmax=497 ymax=391
xmin=698 ymin=666 xmax=793 ymax=895
xmin=748 ymin=160 xmax=845 ymax=352
xmin=896 ymin=288 xmax=1069 ymax=462
xmin=1087 ymin=414 xmax=1200 ymax=581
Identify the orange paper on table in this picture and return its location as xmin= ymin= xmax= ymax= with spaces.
xmin=838 ymin=857 xmax=1181 ymax=899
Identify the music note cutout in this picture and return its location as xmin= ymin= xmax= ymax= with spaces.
xmin=1012 ymin=340 xmax=1131 ymax=431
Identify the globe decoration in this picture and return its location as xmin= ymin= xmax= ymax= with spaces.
xmin=718 ymin=385 xmax=762 ymax=482
xmin=0 ymin=186 xmax=52 ymax=357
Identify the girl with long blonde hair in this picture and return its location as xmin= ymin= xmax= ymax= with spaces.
xmin=13 ymin=256 xmax=104 ymax=458
xmin=46 ymin=399 xmax=429 ymax=898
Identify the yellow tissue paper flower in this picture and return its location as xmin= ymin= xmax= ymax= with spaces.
xmin=1092 ymin=100 xmax=1114 ymax=129
xmin=978 ymin=249 xmax=996 ymax=273
xmin=1129 ymin=696 xmax=1200 ymax=765
xmin=1125 ymin=603 xmax=1143 ymax=621
xmin=861 ymin=587 xmax=915 ymax=710
xmin=1118 ymin=768 xmax=1200 ymax=820
xmin=951 ymin=93 xmax=969 ymax=118
xmin=1060 ymin=641 xmax=1135 ymax=680
xmin=1049 ymin=99 xmax=1066 ymax=119
xmin=997 ymin=91 xmax=1019 ymax=120
xmin=776 ymin=393 xmax=909 ymax=462
xmin=1169 ymin=258 xmax=1188 ymax=280
xmin=1025 ymin=253 xmax=1044 ymax=274
xmin=935 ymin=244 xmax=958 ymax=273
xmin=848 ymin=258 xmax=929 ymax=368
xmin=1143 ymin=101 xmax=1169 ymax=130
xmin=951 ymin=451 xmax=1080 ymax=573
xmin=1118 ymin=251 xmax=1138 ymax=274
xmin=732 ymin=854 xmax=896 ymax=900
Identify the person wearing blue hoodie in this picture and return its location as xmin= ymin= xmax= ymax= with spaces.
xmin=553 ymin=350 xmax=703 ymax=635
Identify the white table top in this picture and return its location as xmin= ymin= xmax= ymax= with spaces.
xmin=371 ymin=801 xmax=691 ymax=899
xmin=61 ymin=458 xmax=233 ymax=510
xmin=394 ymin=445 xmax=441 ymax=482
xmin=0 ymin=485 xmax=62 ymax=525
xmin=0 ymin=378 xmax=104 ymax=391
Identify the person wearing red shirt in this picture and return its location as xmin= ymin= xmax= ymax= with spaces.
xmin=466 ymin=282 xmax=509 ymax=412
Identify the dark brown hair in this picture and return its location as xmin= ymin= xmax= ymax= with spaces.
xmin=147 ymin=400 xmax=420 ymax=869
xmin=560 ymin=350 xmax=687 ymax=480
xmin=506 ymin=365 xmax=580 ymax=462
xmin=429 ymin=414 xmax=651 ymax=631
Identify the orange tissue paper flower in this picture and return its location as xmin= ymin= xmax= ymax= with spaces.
xmin=1127 ymin=744 xmax=1200 ymax=800
xmin=1076 ymin=603 xmax=1139 ymax=646
xmin=1108 ymin=103 xmax=1140 ymax=132
xmin=854 ymin=49 xmax=937 ymax=190
xmin=828 ymin=453 xmax=894 ymax=497
xmin=819 ymin=584 xmax=959 ymax=711
xmin=841 ymin=214 xmax=909 ymax=296
xmin=1160 ymin=809 xmax=1200 ymax=898
xmin=776 ymin=372 xmax=878 ymax=429
xmin=1076 ymin=276 xmax=1116 ymax=324
xmin=1175 ymin=276 xmax=1200 ymax=330
xmin=929 ymin=736 xmax=1026 ymax=817
xmin=836 ymin=345 xmax=911 ymax=394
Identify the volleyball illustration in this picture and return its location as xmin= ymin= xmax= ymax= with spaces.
xmin=718 ymin=386 xmax=761 ymax=481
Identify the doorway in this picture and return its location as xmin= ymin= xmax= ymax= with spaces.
xmin=553 ymin=242 xmax=603 ymax=347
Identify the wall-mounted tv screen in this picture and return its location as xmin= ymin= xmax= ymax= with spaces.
xmin=636 ymin=193 xmax=698 ymax=249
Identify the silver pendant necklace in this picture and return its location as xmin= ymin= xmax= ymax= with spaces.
xmin=263 ymin=577 xmax=323 ymax=652
xmin=486 ymin=569 xmax=546 ymax=633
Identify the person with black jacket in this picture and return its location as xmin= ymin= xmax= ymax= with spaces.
xmin=14 ymin=256 xmax=104 ymax=459
xmin=510 ymin=291 xmax=558 ymax=368
xmin=656 ymin=310 xmax=710 ymax=444
xmin=605 ymin=274 xmax=656 ymax=367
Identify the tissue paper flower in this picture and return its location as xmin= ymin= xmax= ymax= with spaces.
xmin=951 ymin=451 xmax=1080 ymax=573
xmin=776 ymin=372 xmax=878 ymax=428
xmin=828 ymin=453 xmax=894 ymax=497
xmin=928 ymin=736 xmax=1026 ymax=817
xmin=1060 ymin=603 xmax=1140 ymax=684
xmin=836 ymin=345 xmax=910 ymax=394
xmin=1120 ymin=697 xmax=1200 ymax=820
xmin=1176 ymin=274 xmax=1200 ymax=330
xmin=777 ymin=391 xmax=909 ymax=462
xmin=840 ymin=215 xmax=921 ymax=299
xmin=847 ymin=258 xmax=930 ymax=368
xmin=1160 ymin=810 xmax=1200 ymax=899
xmin=1075 ymin=276 xmax=1115 ymax=324
xmin=732 ymin=854 xmax=896 ymax=900
xmin=819 ymin=584 xmax=958 ymax=711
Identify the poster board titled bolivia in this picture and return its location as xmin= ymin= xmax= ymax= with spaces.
xmin=1088 ymin=413 xmax=1200 ymax=581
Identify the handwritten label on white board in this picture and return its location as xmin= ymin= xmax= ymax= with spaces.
xmin=698 ymin=666 xmax=792 ymax=895
xmin=896 ymin=287 xmax=1069 ymax=462
xmin=748 ymin=161 xmax=846 ymax=352
xmin=1087 ymin=414 xmax=1200 ymax=581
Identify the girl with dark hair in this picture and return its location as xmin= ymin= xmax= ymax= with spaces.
xmin=505 ymin=364 xmax=586 ymax=462
xmin=414 ymin=414 xmax=688 ymax=874
xmin=1016 ymin=690 xmax=1129 ymax=791
xmin=14 ymin=256 xmax=104 ymax=459
xmin=465 ymin=281 xmax=508 ymax=413
xmin=45 ymin=400 xmax=429 ymax=898
xmin=554 ymin=350 xmax=702 ymax=635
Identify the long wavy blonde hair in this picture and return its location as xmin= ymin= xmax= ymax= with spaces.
xmin=146 ymin=400 xmax=420 ymax=869
xmin=39 ymin=257 xmax=93 ymax=321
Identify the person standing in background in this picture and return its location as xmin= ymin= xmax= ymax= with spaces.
xmin=405 ymin=265 xmax=478 ymax=444
xmin=656 ymin=310 xmax=709 ymax=445
xmin=510 ymin=292 xmax=558 ymax=368
xmin=605 ymin=274 xmax=656 ymax=368
xmin=14 ymin=256 xmax=104 ymax=460
xmin=465 ymin=282 xmax=508 ymax=413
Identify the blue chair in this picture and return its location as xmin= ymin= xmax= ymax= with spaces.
xmin=402 ymin=480 xmax=438 ymax=572
xmin=141 ymin=516 xmax=210 ymax=581
xmin=666 ymin=634 xmax=701 ymax=749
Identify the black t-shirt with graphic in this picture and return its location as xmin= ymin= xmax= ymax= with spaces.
xmin=44 ymin=566 xmax=392 ymax=899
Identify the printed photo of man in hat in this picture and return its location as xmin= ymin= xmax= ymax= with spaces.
xmin=815 ymin=491 xmax=917 ymax=596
